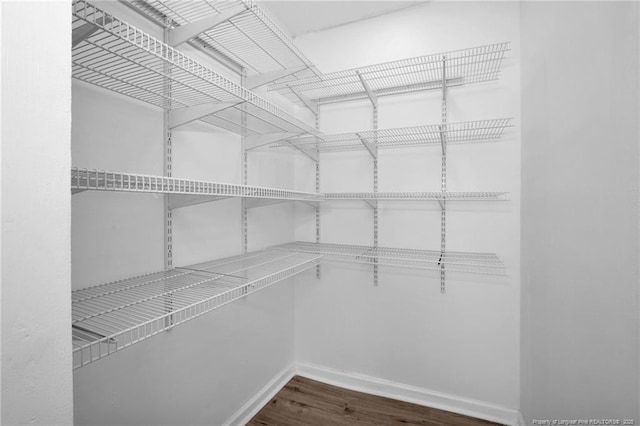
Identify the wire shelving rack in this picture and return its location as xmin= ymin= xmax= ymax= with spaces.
xmin=274 ymin=242 xmax=506 ymax=276
xmin=72 ymin=249 xmax=322 ymax=369
xmin=70 ymin=0 xmax=513 ymax=371
xmin=270 ymin=119 xmax=513 ymax=153
xmin=268 ymin=42 xmax=510 ymax=105
xmin=124 ymin=0 xmax=320 ymax=82
xmin=72 ymin=0 xmax=318 ymax=136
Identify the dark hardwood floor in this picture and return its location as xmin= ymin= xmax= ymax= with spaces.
xmin=247 ymin=376 xmax=501 ymax=426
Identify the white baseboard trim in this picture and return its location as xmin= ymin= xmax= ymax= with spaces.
xmin=517 ymin=411 xmax=527 ymax=426
xmin=224 ymin=364 xmax=296 ymax=426
xmin=295 ymin=362 xmax=520 ymax=426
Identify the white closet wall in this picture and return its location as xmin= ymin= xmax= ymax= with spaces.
xmin=521 ymin=2 xmax=640 ymax=423
xmin=71 ymin=2 xmax=300 ymax=425
xmin=1 ymin=2 xmax=73 ymax=424
xmin=292 ymin=2 xmax=521 ymax=421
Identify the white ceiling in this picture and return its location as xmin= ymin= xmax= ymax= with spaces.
xmin=259 ymin=1 xmax=427 ymax=39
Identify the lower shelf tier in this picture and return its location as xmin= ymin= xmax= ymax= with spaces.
xmin=273 ymin=241 xmax=506 ymax=276
xmin=72 ymin=249 xmax=322 ymax=369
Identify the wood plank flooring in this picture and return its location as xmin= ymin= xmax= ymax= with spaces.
xmin=247 ymin=376 xmax=501 ymax=426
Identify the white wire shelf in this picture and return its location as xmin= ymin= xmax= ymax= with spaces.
xmin=72 ymin=0 xmax=318 ymax=136
xmin=72 ymin=249 xmax=322 ymax=368
xmin=273 ymin=242 xmax=506 ymax=276
xmin=324 ymin=192 xmax=510 ymax=202
xmin=270 ymin=119 xmax=513 ymax=153
xmin=124 ymin=0 xmax=320 ymax=83
xmin=71 ymin=168 xmax=324 ymax=208
xmin=71 ymin=169 xmax=506 ymax=203
xmin=269 ymin=42 xmax=510 ymax=105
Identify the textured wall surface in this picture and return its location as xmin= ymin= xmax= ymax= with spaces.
xmin=1 ymin=2 xmax=74 ymax=424
xmin=520 ymin=2 xmax=640 ymax=423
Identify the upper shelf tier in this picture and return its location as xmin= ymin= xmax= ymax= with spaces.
xmin=124 ymin=0 xmax=320 ymax=82
xmin=269 ymin=118 xmax=513 ymax=153
xmin=71 ymin=168 xmax=324 ymax=209
xmin=72 ymin=249 xmax=322 ymax=368
xmin=72 ymin=0 xmax=318 ymax=136
xmin=274 ymin=241 xmax=506 ymax=276
xmin=268 ymin=42 xmax=510 ymax=105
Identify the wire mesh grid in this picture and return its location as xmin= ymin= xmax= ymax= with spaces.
xmin=125 ymin=0 xmax=319 ymax=81
xmin=273 ymin=242 xmax=506 ymax=276
xmin=71 ymin=168 xmax=324 ymax=202
xmin=269 ymin=42 xmax=510 ymax=104
xmin=324 ymin=192 xmax=510 ymax=201
xmin=72 ymin=249 xmax=322 ymax=368
xmin=270 ymin=118 xmax=513 ymax=152
xmin=72 ymin=0 xmax=318 ymax=136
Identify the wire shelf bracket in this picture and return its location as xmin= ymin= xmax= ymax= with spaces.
xmin=167 ymin=4 xmax=247 ymax=47
xmin=288 ymin=85 xmax=319 ymax=115
xmin=355 ymin=133 xmax=376 ymax=159
xmin=168 ymin=194 xmax=230 ymax=210
xmin=245 ymin=132 xmax=302 ymax=150
xmin=245 ymin=67 xmax=307 ymax=90
xmin=283 ymin=140 xmax=318 ymax=162
xmin=362 ymin=199 xmax=378 ymax=209
xmin=72 ymin=15 xmax=112 ymax=47
xmin=168 ymin=101 xmax=241 ymax=129
xmin=356 ymin=70 xmax=378 ymax=108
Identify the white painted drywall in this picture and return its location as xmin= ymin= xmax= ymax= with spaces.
xmin=520 ymin=2 xmax=640 ymax=423
xmin=1 ymin=2 xmax=74 ymax=425
xmin=71 ymin=4 xmax=301 ymax=424
xmin=0 ymin=3 xmax=4 ymax=422
xmin=292 ymin=2 xmax=521 ymax=421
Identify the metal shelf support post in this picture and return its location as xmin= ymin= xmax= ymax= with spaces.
xmin=163 ymin=22 xmax=175 ymax=328
xmin=163 ymin=23 xmax=173 ymax=272
xmin=242 ymin=70 xmax=248 ymax=254
xmin=315 ymin=106 xmax=321 ymax=278
xmin=373 ymin=105 xmax=379 ymax=286
xmin=440 ymin=56 xmax=447 ymax=294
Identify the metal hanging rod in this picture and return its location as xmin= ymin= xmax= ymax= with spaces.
xmin=268 ymin=42 xmax=510 ymax=105
xmin=72 ymin=249 xmax=322 ymax=368
xmin=72 ymin=0 xmax=319 ymax=137
xmin=273 ymin=242 xmax=506 ymax=276
xmin=324 ymin=192 xmax=509 ymax=202
xmin=71 ymin=168 xmax=324 ymax=208
xmin=270 ymin=118 xmax=513 ymax=153
xmin=123 ymin=0 xmax=321 ymax=82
